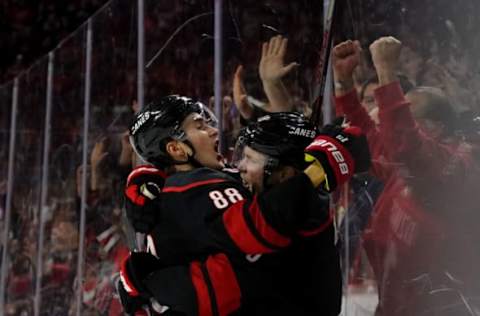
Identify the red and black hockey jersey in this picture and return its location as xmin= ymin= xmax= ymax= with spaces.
xmin=140 ymin=167 xmax=341 ymax=316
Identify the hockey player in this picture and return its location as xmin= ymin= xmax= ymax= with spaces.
xmin=119 ymin=95 xmax=370 ymax=315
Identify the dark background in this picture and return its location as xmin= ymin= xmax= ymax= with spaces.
xmin=0 ymin=0 xmax=109 ymax=84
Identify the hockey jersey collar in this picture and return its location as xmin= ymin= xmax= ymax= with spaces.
xmin=163 ymin=167 xmax=237 ymax=193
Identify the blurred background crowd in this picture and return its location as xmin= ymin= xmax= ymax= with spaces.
xmin=1 ymin=0 xmax=480 ymax=315
xmin=0 ymin=0 xmax=108 ymax=83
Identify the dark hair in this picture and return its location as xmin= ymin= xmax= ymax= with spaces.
xmin=360 ymin=74 xmax=415 ymax=101
xmin=408 ymin=86 xmax=458 ymax=135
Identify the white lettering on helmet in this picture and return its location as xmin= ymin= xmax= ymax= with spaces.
xmin=291 ymin=127 xmax=316 ymax=138
xmin=131 ymin=111 xmax=151 ymax=135
xmin=131 ymin=110 xmax=163 ymax=135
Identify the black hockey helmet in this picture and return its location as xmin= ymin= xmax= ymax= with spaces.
xmin=129 ymin=95 xmax=217 ymax=167
xmin=235 ymin=112 xmax=318 ymax=172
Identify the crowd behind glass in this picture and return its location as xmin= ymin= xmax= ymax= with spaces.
xmin=1 ymin=0 xmax=479 ymax=315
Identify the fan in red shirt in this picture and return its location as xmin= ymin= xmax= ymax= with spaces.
xmin=332 ymin=37 xmax=480 ymax=315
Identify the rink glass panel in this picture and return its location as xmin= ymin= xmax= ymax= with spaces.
xmin=38 ymin=28 xmax=87 ymax=315
xmin=0 ymin=0 xmax=479 ymax=315
xmin=80 ymin=0 xmax=139 ymax=314
xmin=0 ymin=83 xmax=12 ymax=290
xmin=3 ymin=57 xmax=48 ymax=315
xmin=144 ymin=0 xmax=215 ymax=105
xmin=218 ymin=0 xmax=324 ymax=158
xmin=332 ymin=1 xmax=480 ymax=315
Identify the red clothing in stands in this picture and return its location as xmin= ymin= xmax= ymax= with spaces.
xmin=336 ymin=82 xmax=480 ymax=315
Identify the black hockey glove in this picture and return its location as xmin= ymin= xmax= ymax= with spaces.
xmin=118 ymin=252 xmax=170 ymax=315
xmin=116 ymin=276 xmax=149 ymax=315
xmin=125 ymin=165 xmax=166 ymax=233
xmin=305 ymin=123 xmax=370 ymax=192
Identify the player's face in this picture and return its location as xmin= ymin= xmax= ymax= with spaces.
xmin=182 ymin=113 xmax=225 ymax=169
xmin=237 ymin=146 xmax=267 ymax=193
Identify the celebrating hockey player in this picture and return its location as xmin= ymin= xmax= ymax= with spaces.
xmin=117 ymin=94 xmax=370 ymax=316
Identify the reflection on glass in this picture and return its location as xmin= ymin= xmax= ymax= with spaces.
xmin=39 ymin=26 xmax=86 ymax=316
xmin=81 ymin=0 xmax=138 ymax=314
xmin=0 ymin=84 xmax=12 ymax=230
xmin=3 ymin=57 xmax=48 ymax=316
xmin=333 ymin=1 xmax=480 ymax=315
xmin=0 ymin=0 xmax=479 ymax=315
xmin=144 ymin=0 xmax=215 ymax=105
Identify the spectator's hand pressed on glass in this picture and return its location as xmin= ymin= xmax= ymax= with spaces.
xmin=369 ymin=36 xmax=402 ymax=85
xmin=259 ymin=35 xmax=298 ymax=112
xmin=233 ymin=64 xmax=254 ymax=120
xmin=90 ymin=137 xmax=109 ymax=191
xmin=119 ymin=131 xmax=134 ymax=168
xmin=222 ymin=96 xmax=234 ymax=132
xmin=259 ymin=35 xmax=298 ymax=83
xmin=91 ymin=137 xmax=109 ymax=170
xmin=332 ymin=40 xmax=361 ymax=94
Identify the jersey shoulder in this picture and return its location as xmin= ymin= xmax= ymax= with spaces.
xmin=221 ymin=166 xmax=242 ymax=182
xmin=163 ymin=167 xmax=243 ymax=192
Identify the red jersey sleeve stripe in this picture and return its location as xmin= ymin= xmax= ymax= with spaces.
xmin=222 ymin=201 xmax=274 ymax=254
xmin=206 ymin=254 xmax=241 ymax=316
xmin=125 ymin=185 xmax=146 ymax=206
xmin=190 ymin=261 xmax=213 ymax=316
xmin=247 ymin=197 xmax=291 ymax=248
xmin=163 ymin=179 xmax=227 ymax=193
